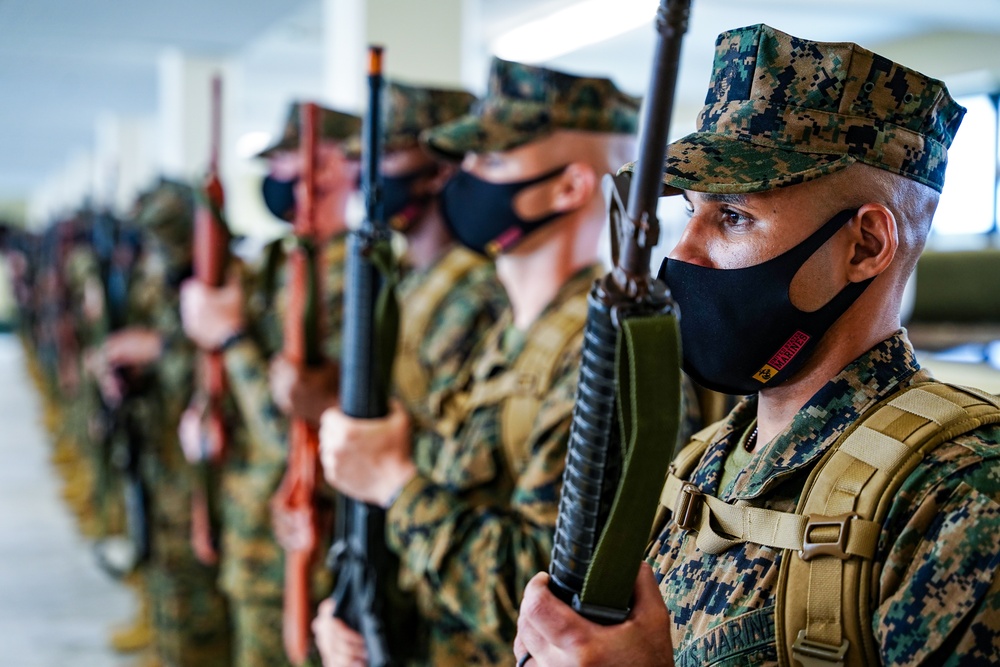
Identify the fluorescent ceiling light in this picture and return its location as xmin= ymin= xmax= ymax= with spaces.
xmin=491 ymin=0 xmax=655 ymax=63
xmin=236 ymin=131 xmax=273 ymax=160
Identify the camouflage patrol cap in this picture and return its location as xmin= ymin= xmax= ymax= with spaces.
xmin=256 ymin=102 xmax=362 ymax=159
xmin=343 ymin=81 xmax=477 ymax=158
xmin=134 ymin=179 xmax=193 ymax=234
xmin=422 ymin=57 xmax=641 ymax=159
xmin=133 ymin=179 xmax=194 ymax=264
xmin=622 ymin=24 xmax=966 ymax=194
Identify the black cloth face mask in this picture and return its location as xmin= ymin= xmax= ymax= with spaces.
xmin=660 ymin=208 xmax=872 ymax=395
xmin=261 ymin=175 xmax=297 ymax=222
xmin=441 ymin=165 xmax=568 ymax=257
xmin=382 ymin=166 xmax=437 ymax=232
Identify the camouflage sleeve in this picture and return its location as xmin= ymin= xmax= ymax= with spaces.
xmin=385 ymin=346 xmax=577 ymax=645
xmin=222 ymin=337 xmax=288 ymax=462
xmin=873 ymin=425 xmax=1000 ymax=665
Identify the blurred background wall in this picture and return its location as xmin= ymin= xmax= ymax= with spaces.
xmin=0 ymin=0 xmax=996 ymax=232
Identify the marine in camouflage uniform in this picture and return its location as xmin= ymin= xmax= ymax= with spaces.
xmin=515 ymin=24 xmax=999 ymax=667
xmin=179 ymin=102 xmax=361 ymax=667
xmin=215 ymin=240 xmax=348 ymax=667
xmin=67 ymin=212 xmax=140 ymax=542
xmin=55 ymin=228 xmax=106 ymax=529
xmin=117 ymin=180 xmax=232 ymax=666
xmin=646 ymin=26 xmax=998 ymax=666
xmin=317 ymin=59 xmax=682 ymax=666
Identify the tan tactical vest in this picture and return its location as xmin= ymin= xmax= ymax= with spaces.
xmin=393 ymin=247 xmax=482 ymax=414
xmin=656 ymin=382 xmax=1000 ymax=667
xmin=437 ymin=293 xmax=589 ymax=476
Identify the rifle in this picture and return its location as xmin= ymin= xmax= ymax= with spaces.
xmin=328 ymin=45 xmax=402 ymax=667
xmin=91 ymin=366 xmax=153 ymax=577
xmin=91 ymin=208 xmax=152 ymax=578
xmin=548 ymin=0 xmax=690 ymax=622
xmin=188 ymin=75 xmax=229 ymax=566
xmin=276 ymin=101 xmax=325 ymax=665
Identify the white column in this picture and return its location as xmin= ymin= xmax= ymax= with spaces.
xmin=367 ymin=0 xmax=482 ymax=89
xmin=322 ymin=0 xmax=486 ymax=107
xmin=94 ymin=113 xmax=159 ymax=216
xmin=322 ymin=0 xmax=367 ymax=110
xmin=156 ymin=50 xmax=230 ymax=182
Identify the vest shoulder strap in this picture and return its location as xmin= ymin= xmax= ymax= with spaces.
xmin=655 ymin=383 xmax=1000 ymax=667
xmin=776 ymin=382 xmax=1000 ymax=667
xmin=498 ymin=294 xmax=589 ymax=476
xmin=441 ymin=293 xmax=588 ymax=477
xmin=394 ymin=247 xmax=483 ymax=413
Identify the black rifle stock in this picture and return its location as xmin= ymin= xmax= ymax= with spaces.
xmin=548 ymin=0 xmax=691 ymax=623
xmin=329 ymin=45 xmax=399 ymax=667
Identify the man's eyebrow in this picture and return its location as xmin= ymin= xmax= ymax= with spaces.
xmin=680 ymin=192 xmax=750 ymax=207
xmin=700 ymin=193 xmax=749 ymax=206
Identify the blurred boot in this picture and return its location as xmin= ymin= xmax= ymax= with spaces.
xmin=109 ymin=581 xmax=153 ymax=653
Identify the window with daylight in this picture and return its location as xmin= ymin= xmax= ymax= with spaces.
xmin=932 ymin=93 xmax=1000 ymax=238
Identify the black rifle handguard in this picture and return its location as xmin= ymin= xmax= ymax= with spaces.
xmin=548 ymin=0 xmax=691 ymax=623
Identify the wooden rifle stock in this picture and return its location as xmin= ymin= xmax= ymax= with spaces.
xmin=190 ymin=75 xmax=229 ymax=566
xmin=276 ymin=102 xmax=324 ymax=666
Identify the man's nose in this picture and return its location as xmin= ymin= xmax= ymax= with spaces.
xmin=667 ymin=222 xmax=712 ymax=267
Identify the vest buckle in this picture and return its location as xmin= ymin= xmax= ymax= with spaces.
xmin=792 ymin=630 xmax=848 ymax=667
xmin=799 ymin=512 xmax=858 ymax=562
xmin=674 ymin=483 xmax=703 ymax=532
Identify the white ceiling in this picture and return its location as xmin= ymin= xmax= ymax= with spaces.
xmin=2 ymin=0 xmax=999 ymax=201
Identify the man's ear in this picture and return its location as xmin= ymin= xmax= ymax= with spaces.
xmin=847 ymin=203 xmax=898 ymax=282
xmin=550 ymin=162 xmax=597 ymax=213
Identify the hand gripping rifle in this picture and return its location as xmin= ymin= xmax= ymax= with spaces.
xmin=189 ymin=75 xmax=230 ymax=566
xmin=328 ymin=46 xmax=404 ymax=667
xmin=276 ymin=101 xmax=325 ymax=665
xmin=548 ymin=0 xmax=690 ymax=623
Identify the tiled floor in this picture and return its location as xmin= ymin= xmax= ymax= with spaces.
xmin=0 ymin=335 xmax=136 ymax=667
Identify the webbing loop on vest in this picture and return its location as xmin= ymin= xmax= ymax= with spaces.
xmin=658 ymin=474 xmax=880 ymax=558
xmin=577 ymin=313 xmax=681 ymax=612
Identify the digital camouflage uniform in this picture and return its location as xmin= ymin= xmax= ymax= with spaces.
xmin=385 ymin=61 xmax=650 ymax=666
xmin=649 ymin=333 xmax=1000 ymax=666
xmin=218 ymin=102 xmax=360 ymax=667
xmin=635 ymin=25 xmax=998 ymax=666
xmin=128 ymin=180 xmax=232 ymax=666
xmin=66 ymin=217 xmax=141 ymax=540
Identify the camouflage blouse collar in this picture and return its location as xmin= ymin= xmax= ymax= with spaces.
xmin=694 ymin=330 xmax=925 ymax=501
